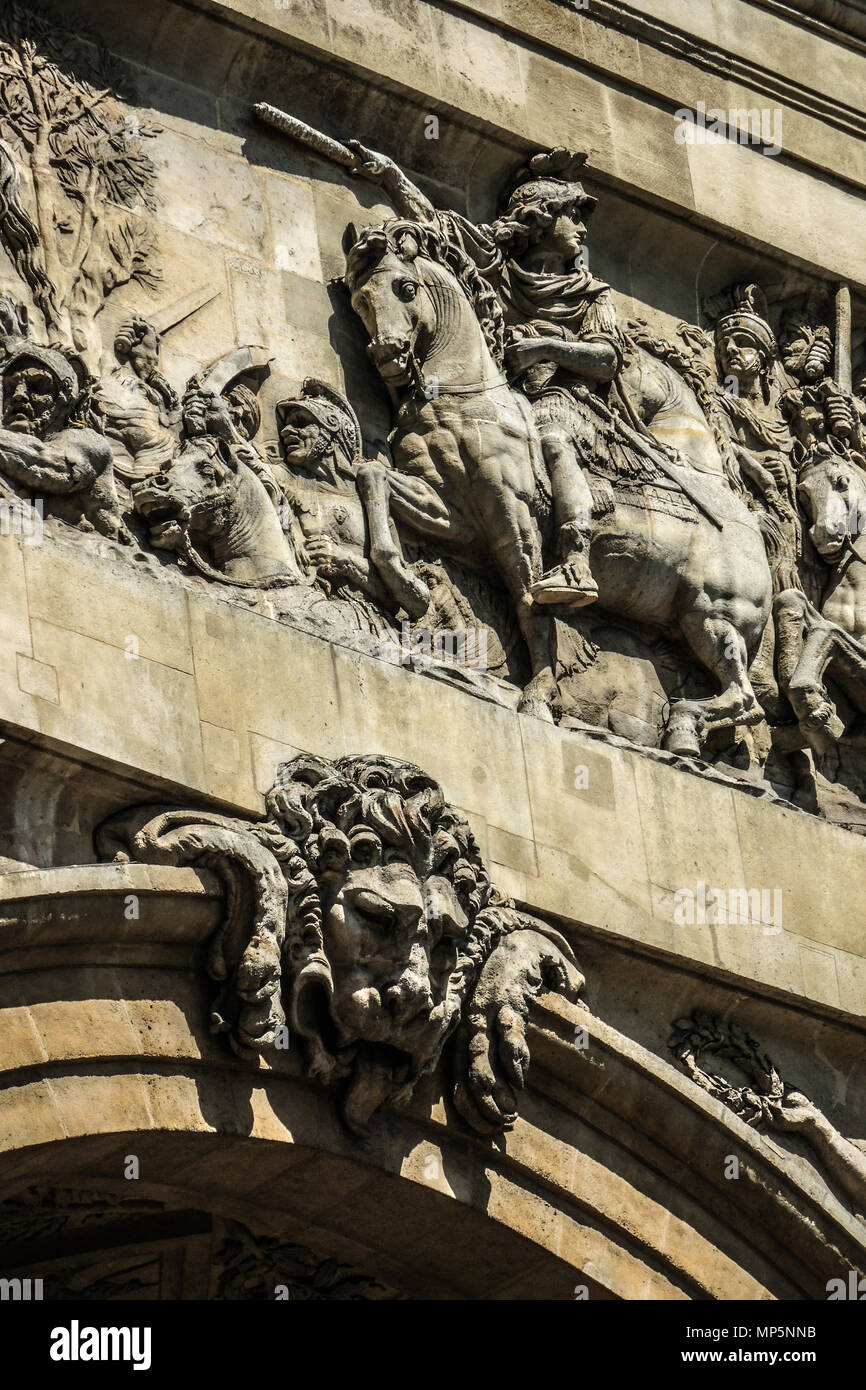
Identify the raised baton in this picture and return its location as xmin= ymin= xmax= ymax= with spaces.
xmin=253 ymin=102 xmax=355 ymax=168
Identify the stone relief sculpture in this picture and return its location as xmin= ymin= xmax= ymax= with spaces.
xmin=339 ymin=147 xmax=774 ymax=755
xmin=275 ymin=377 xmax=408 ymax=635
xmin=93 ymin=316 xmax=178 ymax=483
xmin=670 ymin=1010 xmax=866 ymax=1220
xmin=213 ymin=1220 xmax=395 ymax=1300
xmin=132 ymin=379 xmax=305 ymax=590
xmin=0 ymin=1191 xmax=398 ymax=1300
xmin=344 ymin=217 xmax=563 ymax=719
xmin=0 ymin=3 xmax=160 ymax=367
xmin=0 ymin=336 xmax=127 ymax=539
xmin=1 ymin=7 xmax=866 ymax=828
xmin=707 ymin=284 xmax=801 ymax=593
xmin=97 ymin=754 xmax=585 ymax=1135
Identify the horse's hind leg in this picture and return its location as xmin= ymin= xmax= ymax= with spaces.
xmin=664 ymin=610 xmax=763 ymax=756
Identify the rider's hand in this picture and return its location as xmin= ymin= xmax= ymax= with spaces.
xmin=345 ymin=139 xmax=396 ymax=184
xmin=305 ymin=534 xmax=361 ymax=581
xmin=505 ymin=338 xmax=547 ymax=373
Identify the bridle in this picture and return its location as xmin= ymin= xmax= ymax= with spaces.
xmin=179 ymin=529 xmax=295 ymax=589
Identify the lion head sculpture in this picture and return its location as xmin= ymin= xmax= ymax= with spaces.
xmin=97 ymin=753 xmax=583 ymax=1132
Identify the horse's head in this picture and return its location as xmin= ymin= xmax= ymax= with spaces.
xmin=798 ymin=452 xmax=866 ymax=563
xmin=132 ymin=439 xmax=239 ymax=550
xmin=344 ymin=224 xmax=438 ymax=388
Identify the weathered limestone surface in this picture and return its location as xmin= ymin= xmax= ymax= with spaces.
xmin=0 ymin=0 xmax=864 ymax=1302
xmin=1 ymin=526 xmax=864 ymax=1023
xmin=74 ymin=0 xmax=866 ymax=286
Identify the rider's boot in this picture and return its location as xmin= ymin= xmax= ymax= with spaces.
xmin=531 ymin=523 xmax=598 ymax=607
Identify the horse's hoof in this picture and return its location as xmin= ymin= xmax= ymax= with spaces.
xmin=799 ymin=689 xmax=844 ymax=743
xmin=663 ymin=734 xmax=702 ymax=757
xmin=662 ymin=709 xmax=702 ymax=757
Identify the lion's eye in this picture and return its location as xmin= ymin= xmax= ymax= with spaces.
xmin=397 ymin=280 xmax=418 ymax=302
xmin=352 ymin=891 xmax=395 ymax=926
xmin=833 ymin=475 xmax=848 ymax=492
xmin=349 ymin=830 xmax=381 ymax=867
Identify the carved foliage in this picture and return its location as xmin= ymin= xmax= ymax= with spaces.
xmin=0 ymin=2 xmax=159 ymax=359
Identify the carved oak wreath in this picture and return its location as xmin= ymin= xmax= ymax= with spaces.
xmin=668 ymin=1009 xmax=784 ymax=1127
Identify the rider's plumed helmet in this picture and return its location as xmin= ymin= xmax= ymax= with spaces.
xmin=504 ymin=147 xmax=598 ymax=219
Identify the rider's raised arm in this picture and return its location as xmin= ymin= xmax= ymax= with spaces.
xmin=345 ymin=140 xmax=437 ymax=222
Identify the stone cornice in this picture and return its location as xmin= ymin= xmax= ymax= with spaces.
xmin=760 ymin=0 xmax=866 ymax=46
xmin=551 ymin=0 xmax=866 ymax=139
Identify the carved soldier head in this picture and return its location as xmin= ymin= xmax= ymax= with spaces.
xmin=276 ymin=378 xmax=361 ymax=482
xmin=499 ymin=147 xmax=597 ymax=266
xmin=713 ymin=286 xmax=778 ymax=404
xmin=1 ymin=344 xmax=80 ymax=437
xmin=223 ymin=382 xmax=261 ymax=442
xmin=778 ymin=295 xmax=833 ymax=386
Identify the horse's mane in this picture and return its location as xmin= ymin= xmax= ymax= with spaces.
xmin=345 ymin=219 xmax=505 ymax=367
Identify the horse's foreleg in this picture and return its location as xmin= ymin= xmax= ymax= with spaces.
xmin=770 ymin=588 xmax=852 ymax=749
xmin=471 ymin=469 xmax=556 ymax=720
xmin=664 ymin=611 xmax=764 ymax=756
xmin=355 ymin=463 xmax=430 ymax=618
xmin=780 ymin=608 xmax=866 ymax=751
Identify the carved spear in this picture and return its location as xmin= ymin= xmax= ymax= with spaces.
xmin=835 ymin=283 xmax=852 ymax=392
xmin=253 ymin=103 xmax=355 ymax=167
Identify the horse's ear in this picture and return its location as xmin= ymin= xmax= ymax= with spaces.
xmin=217 ymin=438 xmax=240 ymax=472
xmin=342 ymin=222 xmax=359 ymax=256
xmin=396 ymin=231 xmax=419 ymax=260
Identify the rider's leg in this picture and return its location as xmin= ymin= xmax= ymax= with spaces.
xmin=531 ymin=428 xmax=598 ymax=607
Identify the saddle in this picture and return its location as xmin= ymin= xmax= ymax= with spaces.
xmin=526 ymin=380 xmax=698 ymax=520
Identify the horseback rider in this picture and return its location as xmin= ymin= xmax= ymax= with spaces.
xmin=343 ymin=142 xmax=644 ymax=607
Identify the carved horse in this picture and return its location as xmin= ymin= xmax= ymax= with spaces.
xmin=775 ymin=451 xmax=866 ymax=751
xmin=345 ymin=219 xmax=773 ymax=752
xmin=346 ymin=221 xmax=556 ymax=717
xmin=132 ymin=434 xmax=304 ymax=590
